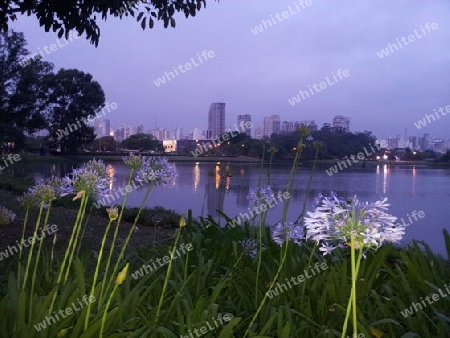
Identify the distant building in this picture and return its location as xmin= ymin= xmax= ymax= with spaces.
xmin=208 ymin=102 xmax=226 ymax=139
xmin=137 ymin=125 xmax=144 ymax=134
xmin=114 ymin=128 xmax=124 ymax=142
xmin=96 ymin=119 xmax=111 ymax=138
xmin=254 ymin=126 xmax=263 ymax=139
xmin=387 ymin=135 xmax=401 ymax=149
xmin=192 ymin=128 xmax=203 ymax=140
xmin=409 ymin=136 xmax=418 ymax=150
xmin=280 ymin=120 xmax=317 ymax=134
xmin=175 ymin=128 xmax=183 ymax=140
xmin=263 ymin=115 xmax=280 ymax=137
xmin=419 ymin=133 xmax=430 ymax=151
xmin=237 ymin=114 xmax=252 ymax=136
xmin=150 ymin=128 xmax=171 ymax=141
xmin=122 ymin=125 xmax=134 ymax=140
xmin=332 ymin=115 xmax=350 ymax=131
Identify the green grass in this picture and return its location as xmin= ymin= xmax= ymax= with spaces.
xmin=1 ymin=217 xmax=449 ymax=337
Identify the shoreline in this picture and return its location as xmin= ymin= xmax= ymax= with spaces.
xmin=15 ymin=154 xmax=449 ymax=167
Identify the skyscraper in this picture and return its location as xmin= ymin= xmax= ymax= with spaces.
xmin=95 ymin=119 xmax=111 ymax=138
xmin=237 ymin=114 xmax=252 ymax=136
xmin=263 ymin=115 xmax=280 ymax=138
xmin=208 ymin=102 xmax=225 ymax=139
xmin=332 ymin=115 xmax=350 ymax=131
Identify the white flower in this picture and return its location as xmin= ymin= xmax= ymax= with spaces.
xmin=135 ymin=157 xmax=177 ymax=185
xmin=304 ymin=192 xmax=405 ymax=256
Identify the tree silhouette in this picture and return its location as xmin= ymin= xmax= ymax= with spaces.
xmin=1 ymin=0 xmax=217 ymax=46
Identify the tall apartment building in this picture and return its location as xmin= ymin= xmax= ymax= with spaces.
xmin=280 ymin=120 xmax=318 ymax=134
xmin=237 ymin=114 xmax=252 ymax=136
xmin=254 ymin=127 xmax=263 ymax=139
xmin=150 ymin=128 xmax=171 ymax=141
xmin=174 ymin=128 xmax=183 ymax=140
xmin=263 ymin=115 xmax=280 ymax=138
xmin=332 ymin=115 xmax=350 ymax=131
xmin=137 ymin=125 xmax=144 ymax=134
xmin=95 ymin=119 xmax=111 ymax=138
xmin=208 ymin=102 xmax=226 ymax=139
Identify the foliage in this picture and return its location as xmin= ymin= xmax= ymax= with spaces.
xmin=0 ymin=152 xmax=449 ymax=337
xmin=271 ymin=128 xmax=378 ymax=160
xmin=120 ymin=206 xmax=180 ymax=227
xmin=1 ymin=216 xmax=449 ymax=337
xmin=0 ymin=0 xmax=218 ymax=46
xmin=0 ymin=174 xmax=35 ymax=193
xmin=121 ymin=133 xmax=162 ymax=152
xmin=43 ymin=69 xmax=106 ymax=153
xmin=0 ymin=31 xmax=53 ymax=148
xmin=438 ymin=150 xmax=450 ymax=162
xmin=89 ymin=136 xmax=117 ymax=152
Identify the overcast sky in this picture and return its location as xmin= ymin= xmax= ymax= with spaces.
xmin=10 ymin=0 xmax=450 ymax=140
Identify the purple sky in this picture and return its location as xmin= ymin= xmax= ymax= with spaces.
xmin=11 ymin=0 xmax=450 ymax=140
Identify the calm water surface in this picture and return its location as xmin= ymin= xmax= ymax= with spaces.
xmin=6 ymin=160 xmax=450 ymax=255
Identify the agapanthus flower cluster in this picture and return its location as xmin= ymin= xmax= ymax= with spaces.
xmin=271 ymin=221 xmax=304 ymax=246
xmin=135 ymin=157 xmax=177 ymax=185
xmin=239 ymin=238 xmax=258 ymax=259
xmin=0 ymin=206 xmax=16 ymax=226
xmin=123 ymin=153 xmax=144 ymax=170
xmin=247 ymin=185 xmax=275 ymax=204
xmin=61 ymin=159 xmax=109 ymax=197
xmin=19 ymin=179 xmax=60 ymax=208
xmin=305 ymin=192 xmax=404 ymax=256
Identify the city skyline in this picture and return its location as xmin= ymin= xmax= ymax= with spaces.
xmin=100 ymin=110 xmax=447 ymax=152
xmin=9 ymin=1 xmax=450 ymax=142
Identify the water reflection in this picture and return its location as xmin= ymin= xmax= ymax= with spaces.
xmin=193 ymin=163 xmax=200 ymax=191
xmin=106 ymin=164 xmax=115 ymax=192
xmin=383 ymin=164 xmax=389 ymax=194
xmin=5 ymin=160 xmax=450 ymax=254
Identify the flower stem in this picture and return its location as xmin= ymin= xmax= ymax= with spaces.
xmin=17 ymin=206 xmax=29 ymax=288
xmin=341 ymin=237 xmax=364 ymax=338
xmin=29 ymin=202 xmax=52 ymax=323
xmin=84 ymin=218 xmax=114 ymax=330
xmin=99 ymin=169 xmax=134 ymax=305
xmin=244 ymin=240 xmax=289 ymax=337
xmin=22 ymin=202 xmax=44 ymax=290
xmin=155 ymin=227 xmax=182 ymax=323
xmin=48 ymin=193 xmax=86 ymax=315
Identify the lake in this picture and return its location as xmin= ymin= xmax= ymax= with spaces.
xmin=5 ymin=159 xmax=450 ymax=255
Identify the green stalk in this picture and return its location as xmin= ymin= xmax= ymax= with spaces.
xmin=17 ymin=206 xmax=30 ymax=287
xmin=245 ymin=136 xmax=305 ymax=336
xmin=99 ymin=169 xmax=134 ymax=304
xmin=28 ymin=202 xmax=52 ymax=322
xmin=282 ymin=136 xmax=305 ymax=223
xmin=155 ymin=227 xmax=182 ymax=323
xmin=99 ymin=181 xmax=155 ymax=304
xmin=301 ymin=243 xmax=317 ymax=298
xmin=341 ymin=239 xmax=364 ymax=338
xmin=258 ymin=144 xmax=266 ymax=186
xmin=76 ymin=203 xmax=94 ymax=256
xmin=296 ymin=147 xmax=319 ymax=224
xmin=63 ymin=195 xmax=89 ymax=283
xmin=48 ymin=193 xmax=87 ymax=315
xmin=22 ymin=201 xmax=44 ymax=290
xmin=254 ymin=211 xmax=264 ymax=306
xmin=244 ymin=240 xmax=290 ymax=337
xmin=267 ymin=148 xmax=275 ymax=186
xmin=351 ymin=236 xmax=358 ymax=337
xmin=84 ymin=218 xmax=114 ymax=330
xmin=99 ymin=282 xmax=119 ymax=336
